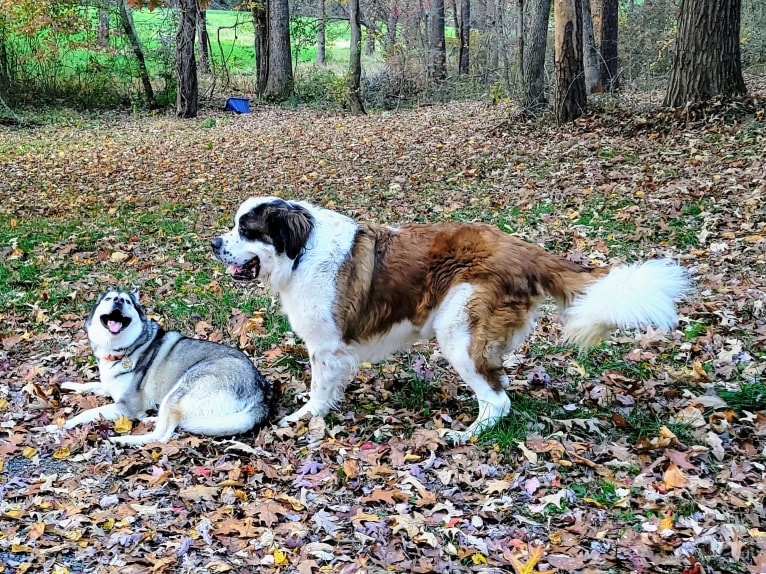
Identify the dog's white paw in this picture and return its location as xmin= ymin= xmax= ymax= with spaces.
xmin=38 ymin=424 xmax=66 ymax=435
xmin=278 ymin=404 xmax=315 ymax=427
xmin=109 ymin=434 xmax=153 ymax=447
xmin=444 ymin=429 xmax=472 ymax=445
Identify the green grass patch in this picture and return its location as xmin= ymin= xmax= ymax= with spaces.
xmin=718 ymin=381 xmax=766 ymax=412
xmin=478 ymin=393 xmax=586 ymax=448
xmin=623 ymin=408 xmax=693 ymax=445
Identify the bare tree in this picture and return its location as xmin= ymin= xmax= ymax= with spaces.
xmin=197 ymin=4 xmax=210 ymax=75
xmin=521 ymin=0 xmax=553 ymax=110
xmin=264 ymin=0 xmax=293 ymax=101
xmin=458 ymin=0 xmax=471 ymax=75
xmin=664 ymin=0 xmax=746 ymax=107
xmin=385 ymin=3 xmax=399 ymax=51
xmin=97 ymin=0 xmax=110 ymax=48
xmin=316 ymin=0 xmax=326 ymax=66
xmin=118 ymin=0 xmax=155 ymax=107
xmin=554 ymin=0 xmax=586 ymax=122
xmin=429 ymin=0 xmax=447 ymax=80
xmin=252 ymin=0 xmax=269 ymax=96
xmin=176 ymin=0 xmax=198 ymax=117
xmin=599 ymin=0 xmax=618 ymax=91
xmin=582 ymin=0 xmax=599 ymax=92
xmin=347 ymin=0 xmax=366 ymax=114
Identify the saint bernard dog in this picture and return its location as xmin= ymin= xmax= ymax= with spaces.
xmin=212 ymin=197 xmax=688 ymax=443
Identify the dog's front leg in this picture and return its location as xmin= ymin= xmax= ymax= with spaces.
xmin=60 ymin=402 xmax=133 ymax=430
xmin=61 ymin=381 xmax=111 ymax=397
xmin=279 ymin=348 xmax=355 ymax=426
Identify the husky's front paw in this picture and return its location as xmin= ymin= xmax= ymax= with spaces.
xmin=39 ymin=424 xmax=66 ymax=435
xmin=109 ymin=434 xmax=155 ymax=447
xmin=60 ymin=381 xmax=83 ymax=392
xmin=444 ymin=429 xmax=472 ymax=445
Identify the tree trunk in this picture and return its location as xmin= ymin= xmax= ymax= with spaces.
xmin=522 ymin=0 xmax=552 ymax=110
xmin=554 ymin=0 xmax=586 ymax=122
xmin=253 ymin=1 xmax=269 ymax=96
xmin=264 ymin=0 xmax=293 ymax=101
xmin=365 ymin=31 xmax=375 ymax=56
xmin=0 ymin=30 xmax=10 ymax=95
xmin=599 ymin=0 xmax=618 ymax=91
xmin=429 ymin=0 xmax=447 ymax=80
xmin=582 ymin=0 xmax=599 ymax=92
xmin=175 ymin=0 xmax=198 ymax=118
xmin=385 ymin=9 xmax=398 ymax=50
xmin=197 ymin=6 xmax=210 ymax=75
xmin=458 ymin=0 xmax=470 ymax=75
xmin=347 ymin=0 xmax=366 ymax=114
xmin=316 ymin=0 xmax=326 ymax=66
xmin=118 ymin=0 xmax=155 ymax=107
xmin=664 ymin=0 xmax=746 ymax=107
xmin=97 ymin=4 xmax=110 ymax=48
xmin=517 ymin=0 xmax=524 ymax=80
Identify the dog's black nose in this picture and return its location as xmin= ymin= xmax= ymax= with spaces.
xmin=211 ymin=237 xmax=222 ymax=251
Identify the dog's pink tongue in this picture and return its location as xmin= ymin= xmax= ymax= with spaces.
xmin=108 ymin=321 xmax=122 ymax=334
xmin=226 ymin=264 xmax=242 ymax=274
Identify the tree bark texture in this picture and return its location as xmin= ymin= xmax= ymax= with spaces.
xmin=582 ymin=0 xmax=599 ymax=92
xmin=599 ymin=0 xmax=618 ymax=91
xmin=429 ymin=0 xmax=447 ymax=80
xmin=347 ymin=0 xmax=366 ymax=114
xmin=522 ymin=0 xmax=552 ymax=110
xmin=316 ymin=0 xmax=326 ymax=65
xmin=118 ymin=0 xmax=155 ymax=107
xmin=175 ymin=0 xmax=198 ymax=117
xmin=264 ymin=0 xmax=293 ymax=101
xmin=252 ymin=1 xmax=269 ymax=96
xmin=197 ymin=7 xmax=210 ymax=75
xmin=664 ymin=0 xmax=746 ymax=107
xmin=458 ymin=0 xmax=470 ymax=75
xmin=97 ymin=5 xmax=110 ymax=47
xmin=0 ymin=30 xmax=10 ymax=95
xmin=554 ymin=0 xmax=587 ymax=122
xmin=517 ymin=0 xmax=524 ymax=80
xmin=385 ymin=8 xmax=398 ymax=51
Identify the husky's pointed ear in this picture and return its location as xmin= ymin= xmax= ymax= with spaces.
xmin=266 ymin=201 xmax=314 ymax=260
xmin=129 ymin=290 xmax=141 ymax=306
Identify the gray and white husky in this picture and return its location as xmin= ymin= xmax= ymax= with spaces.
xmin=49 ymin=289 xmax=273 ymax=446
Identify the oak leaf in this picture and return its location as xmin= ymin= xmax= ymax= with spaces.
xmin=663 ymin=462 xmax=690 ymax=489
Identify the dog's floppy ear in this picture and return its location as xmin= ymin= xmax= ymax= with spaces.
xmin=266 ymin=201 xmax=314 ymax=260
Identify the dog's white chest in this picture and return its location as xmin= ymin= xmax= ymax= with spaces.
xmin=98 ymin=358 xmax=138 ymax=402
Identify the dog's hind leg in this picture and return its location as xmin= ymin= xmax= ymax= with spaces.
xmin=279 ymin=348 xmax=355 ymax=426
xmin=434 ymin=285 xmax=513 ymax=444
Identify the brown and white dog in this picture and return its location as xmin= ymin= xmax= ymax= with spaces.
xmin=211 ymin=197 xmax=688 ymax=443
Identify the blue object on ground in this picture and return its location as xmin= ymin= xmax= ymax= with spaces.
xmin=224 ymin=97 xmax=250 ymax=113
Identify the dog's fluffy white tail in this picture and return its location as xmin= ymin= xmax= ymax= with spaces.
xmin=561 ymin=259 xmax=689 ymax=349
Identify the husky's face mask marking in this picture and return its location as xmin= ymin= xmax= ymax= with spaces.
xmin=87 ymin=289 xmax=144 ymax=351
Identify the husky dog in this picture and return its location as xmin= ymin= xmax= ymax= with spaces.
xmin=50 ymin=289 xmax=273 ymax=446
xmin=212 ymin=197 xmax=688 ymax=443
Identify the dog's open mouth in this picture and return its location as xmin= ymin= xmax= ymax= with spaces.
xmin=226 ymin=257 xmax=260 ymax=281
xmin=100 ymin=310 xmax=132 ymax=334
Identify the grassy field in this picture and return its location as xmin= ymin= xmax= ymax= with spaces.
xmin=2 ymin=7 xmax=374 ymax=106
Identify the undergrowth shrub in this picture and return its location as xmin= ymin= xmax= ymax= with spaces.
xmin=292 ymin=67 xmax=346 ymax=105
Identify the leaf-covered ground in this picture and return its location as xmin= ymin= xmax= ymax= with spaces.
xmin=1 ymin=94 xmax=765 ymax=574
